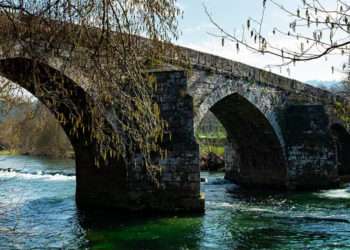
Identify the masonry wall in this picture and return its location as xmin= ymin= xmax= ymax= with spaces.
xmin=76 ymin=70 xmax=204 ymax=214
xmin=210 ymin=94 xmax=288 ymax=189
xmin=278 ymin=105 xmax=339 ymax=189
xmin=331 ymin=124 xmax=350 ymax=176
xmin=125 ymin=70 xmax=204 ymax=213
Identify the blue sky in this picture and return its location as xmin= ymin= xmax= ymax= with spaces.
xmin=176 ymin=0 xmax=346 ymax=83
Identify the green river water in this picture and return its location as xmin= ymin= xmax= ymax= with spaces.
xmin=0 ymin=155 xmax=349 ymax=249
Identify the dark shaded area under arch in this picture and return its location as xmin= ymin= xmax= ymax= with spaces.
xmin=331 ymin=123 xmax=350 ymax=176
xmin=209 ymin=93 xmax=288 ymax=189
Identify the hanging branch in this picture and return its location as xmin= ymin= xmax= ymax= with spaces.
xmin=205 ymin=0 xmax=350 ymax=68
xmin=0 ymin=0 xmax=182 ymax=172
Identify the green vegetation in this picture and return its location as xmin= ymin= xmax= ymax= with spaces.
xmin=196 ymin=112 xmax=227 ymax=157
xmin=0 ymin=149 xmax=18 ymax=156
xmin=196 ymin=131 xmax=227 ymax=140
xmin=0 ymin=101 xmax=73 ymax=158
xmin=200 ymin=144 xmax=225 ymax=157
xmin=336 ymin=101 xmax=350 ymax=130
xmin=195 ymin=112 xmax=227 ymax=140
xmin=0 ymin=0 xmax=182 ymax=168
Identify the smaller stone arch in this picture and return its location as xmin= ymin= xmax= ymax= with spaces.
xmin=208 ymin=93 xmax=288 ymax=189
xmin=331 ymin=123 xmax=350 ymax=176
xmin=191 ymin=73 xmax=289 ymax=188
xmin=192 ymin=78 xmax=287 ymax=151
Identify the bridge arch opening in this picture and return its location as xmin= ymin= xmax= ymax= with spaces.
xmin=199 ymin=93 xmax=288 ymax=189
xmin=0 ymin=99 xmax=74 ymax=158
xmin=0 ymin=59 xmax=82 ymax=240
xmin=0 ymin=57 xmax=128 ymax=210
xmin=0 ymin=57 xmax=90 ymax=148
xmin=331 ymin=123 xmax=350 ymax=176
xmin=196 ymin=111 xmax=227 ymax=172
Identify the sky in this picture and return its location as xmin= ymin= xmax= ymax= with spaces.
xmin=176 ymin=0 xmax=348 ymax=84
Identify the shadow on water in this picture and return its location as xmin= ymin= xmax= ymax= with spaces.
xmin=73 ymin=176 xmax=350 ymax=250
xmin=79 ymin=210 xmax=203 ymax=250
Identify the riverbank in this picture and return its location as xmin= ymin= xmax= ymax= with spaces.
xmin=340 ymin=175 xmax=350 ymax=184
xmin=0 ymin=150 xmax=18 ymax=156
xmin=0 ymin=149 xmax=75 ymax=159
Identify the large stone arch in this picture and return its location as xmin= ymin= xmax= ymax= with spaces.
xmin=192 ymin=75 xmax=288 ymax=189
xmin=0 ymin=57 xmax=128 ymax=209
xmin=0 ymin=61 xmax=204 ymax=213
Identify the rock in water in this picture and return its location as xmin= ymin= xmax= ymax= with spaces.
xmin=200 ymin=152 xmax=224 ymax=171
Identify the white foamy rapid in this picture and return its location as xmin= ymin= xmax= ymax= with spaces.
xmin=0 ymin=169 xmax=75 ymax=181
xmin=317 ymin=187 xmax=350 ymax=199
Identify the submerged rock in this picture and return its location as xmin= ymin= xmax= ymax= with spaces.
xmin=0 ymin=144 xmax=6 ymax=150
xmin=340 ymin=175 xmax=350 ymax=184
xmin=200 ymin=177 xmax=207 ymax=183
xmin=200 ymin=152 xmax=224 ymax=172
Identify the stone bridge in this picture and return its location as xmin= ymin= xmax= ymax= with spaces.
xmin=184 ymin=47 xmax=350 ymax=191
xmin=0 ymin=35 xmax=349 ymax=214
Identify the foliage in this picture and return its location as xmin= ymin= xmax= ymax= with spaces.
xmin=0 ymin=100 xmax=73 ymax=158
xmin=196 ymin=112 xmax=226 ymax=157
xmin=336 ymin=101 xmax=350 ymax=129
xmin=206 ymin=0 xmax=350 ymax=68
xmin=196 ymin=112 xmax=226 ymax=139
xmin=0 ymin=0 xmax=182 ymax=168
xmin=200 ymin=144 xmax=224 ymax=157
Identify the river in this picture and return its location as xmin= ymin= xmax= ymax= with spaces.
xmin=0 ymin=155 xmax=349 ymax=249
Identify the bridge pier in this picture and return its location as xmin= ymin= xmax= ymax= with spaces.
xmin=76 ymin=70 xmax=204 ymax=214
xmin=331 ymin=124 xmax=350 ymax=176
xmin=280 ymin=105 xmax=339 ymax=190
xmin=75 ymin=149 xmax=204 ymax=214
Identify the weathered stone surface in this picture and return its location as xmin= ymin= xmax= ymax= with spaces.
xmin=278 ymin=105 xmax=339 ymax=189
xmin=331 ymin=124 xmax=350 ymax=176
xmin=120 ymin=70 xmax=203 ymax=213
xmin=186 ymin=52 xmax=349 ymax=191
xmin=0 ymin=39 xmax=349 ymax=214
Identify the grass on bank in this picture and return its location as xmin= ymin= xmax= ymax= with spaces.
xmin=0 ymin=149 xmax=75 ymax=159
xmin=0 ymin=150 xmax=19 ymax=156
xmin=196 ymin=131 xmax=226 ymax=157
xmin=199 ymin=145 xmax=225 ymax=157
xmin=196 ymin=131 xmax=227 ymax=140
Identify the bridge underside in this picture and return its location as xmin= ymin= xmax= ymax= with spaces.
xmin=331 ymin=124 xmax=350 ymax=176
xmin=209 ymin=94 xmax=288 ymax=189
xmin=205 ymin=99 xmax=341 ymax=191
